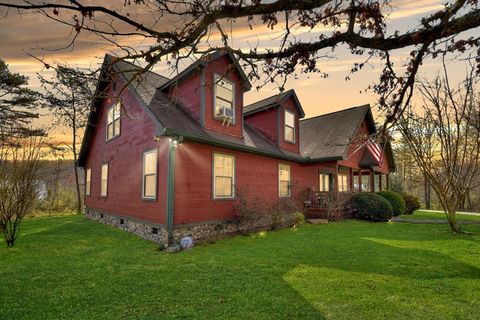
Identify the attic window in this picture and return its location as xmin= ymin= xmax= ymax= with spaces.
xmin=106 ymin=102 xmax=121 ymax=140
xmin=213 ymin=74 xmax=235 ymax=123
xmin=284 ymin=110 xmax=295 ymax=143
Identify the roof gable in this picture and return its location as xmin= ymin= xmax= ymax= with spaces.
xmin=299 ymin=105 xmax=373 ymax=160
xmin=159 ymin=50 xmax=252 ymax=92
xmin=244 ymin=89 xmax=305 ymax=118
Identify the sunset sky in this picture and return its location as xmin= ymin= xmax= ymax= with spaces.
xmin=0 ymin=0 xmax=477 ymax=145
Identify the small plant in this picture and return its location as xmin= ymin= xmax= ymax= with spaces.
xmin=377 ymin=191 xmax=406 ymax=216
xmin=352 ymin=193 xmax=393 ymax=222
xmin=401 ymin=193 xmax=421 ymax=215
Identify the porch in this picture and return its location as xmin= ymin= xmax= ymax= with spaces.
xmin=304 ymin=166 xmax=390 ymax=220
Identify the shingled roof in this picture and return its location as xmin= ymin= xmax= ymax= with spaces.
xmin=299 ymin=105 xmax=373 ymax=160
xmin=243 ymin=89 xmax=305 ymax=117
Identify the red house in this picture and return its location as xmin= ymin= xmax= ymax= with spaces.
xmin=78 ymin=51 xmax=395 ymax=245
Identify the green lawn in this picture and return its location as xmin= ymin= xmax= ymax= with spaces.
xmin=400 ymin=210 xmax=480 ymax=222
xmin=1 ymin=215 xmax=480 ymax=319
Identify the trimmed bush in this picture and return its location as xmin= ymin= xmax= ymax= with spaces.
xmin=401 ymin=193 xmax=421 ymax=215
xmin=352 ymin=193 xmax=393 ymax=222
xmin=377 ymin=191 xmax=406 ymax=216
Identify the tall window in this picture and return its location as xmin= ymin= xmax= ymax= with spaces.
xmin=85 ymin=168 xmax=91 ymax=196
xmin=284 ymin=110 xmax=295 ymax=143
xmin=106 ymin=102 xmax=121 ymax=140
xmin=214 ymin=74 xmax=234 ymax=121
xmin=374 ymin=173 xmax=380 ymax=192
xmin=279 ymin=164 xmax=291 ymax=197
xmin=143 ymin=149 xmax=157 ymax=199
xmin=338 ymin=173 xmax=349 ymax=192
xmin=319 ymin=173 xmax=330 ymax=192
xmin=361 ymin=174 xmax=371 ymax=192
xmin=213 ymin=153 xmax=235 ymax=198
xmin=101 ymin=163 xmax=108 ymax=197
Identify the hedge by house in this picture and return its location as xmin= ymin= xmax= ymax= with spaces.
xmin=377 ymin=191 xmax=407 ymax=216
xmin=401 ymin=193 xmax=421 ymax=215
xmin=352 ymin=193 xmax=393 ymax=222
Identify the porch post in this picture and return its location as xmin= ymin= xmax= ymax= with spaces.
xmin=358 ymin=170 xmax=362 ymax=192
xmin=370 ymin=169 xmax=375 ymax=192
xmin=349 ymin=167 xmax=354 ymax=192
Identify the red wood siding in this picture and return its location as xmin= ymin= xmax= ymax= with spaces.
xmin=278 ymin=96 xmax=301 ymax=154
xmin=84 ymin=78 xmax=168 ymax=224
xmin=173 ymin=140 xmax=338 ymax=224
xmin=168 ymin=72 xmax=202 ymax=123
xmin=244 ymin=107 xmax=278 ymax=144
xmin=203 ymin=55 xmax=244 ymax=139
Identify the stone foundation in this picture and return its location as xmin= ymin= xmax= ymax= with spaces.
xmin=86 ymin=207 xmax=300 ymax=247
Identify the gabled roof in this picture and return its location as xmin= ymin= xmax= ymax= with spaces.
xmin=158 ymin=50 xmax=252 ymax=92
xmin=243 ymin=89 xmax=305 ymax=118
xmin=299 ymin=105 xmax=373 ymax=161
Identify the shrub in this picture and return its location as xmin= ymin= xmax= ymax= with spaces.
xmin=352 ymin=193 xmax=393 ymax=222
xmin=401 ymin=193 xmax=421 ymax=215
xmin=377 ymin=191 xmax=406 ymax=216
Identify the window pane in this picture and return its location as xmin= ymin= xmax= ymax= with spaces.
xmin=215 ymin=98 xmax=233 ymax=115
xmin=279 ymin=164 xmax=290 ymax=197
xmin=114 ymin=118 xmax=121 ymax=136
xmin=108 ymin=107 xmax=114 ymax=123
xmin=285 ymin=126 xmax=294 ymax=142
xmin=215 ymin=176 xmax=232 ymax=197
xmin=107 ymin=123 xmax=113 ymax=140
xmin=144 ymin=151 xmax=157 ymax=175
xmin=362 ymin=174 xmax=370 ymax=191
xmin=114 ymin=102 xmax=121 ymax=119
xmin=144 ymin=175 xmax=156 ymax=198
xmin=213 ymin=154 xmax=234 ymax=198
xmin=101 ymin=164 xmax=108 ymax=196
xmin=285 ymin=110 xmax=295 ymax=127
xmin=216 ymin=84 xmax=232 ymax=101
xmin=86 ymin=169 xmax=91 ymax=196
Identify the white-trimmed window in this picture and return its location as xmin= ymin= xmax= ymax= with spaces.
xmin=101 ymin=163 xmax=108 ymax=197
xmin=279 ymin=164 xmax=291 ymax=197
xmin=284 ymin=110 xmax=295 ymax=143
xmin=338 ymin=173 xmax=349 ymax=192
xmin=85 ymin=168 xmax=91 ymax=196
xmin=214 ymin=74 xmax=235 ymax=122
xmin=142 ymin=149 xmax=158 ymax=199
xmin=319 ymin=173 xmax=330 ymax=192
xmin=213 ymin=153 xmax=235 ymax=198
xmin=106 ymin=102 xmax=121 ymax=140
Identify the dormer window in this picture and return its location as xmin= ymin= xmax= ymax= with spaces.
xmin=284 ymin=109 xmax=295 ymax=143
xmin=106 ymin=102 xmax=121 ymax=140
xmin=214 ymin=74 xmax=235 ymax=123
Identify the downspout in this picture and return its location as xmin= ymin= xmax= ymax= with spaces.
xmin=166 ymin=139 xmax=176 ymax=245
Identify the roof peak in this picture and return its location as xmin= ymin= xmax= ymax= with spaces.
xmin=300 ymin=104 xmax=370 ymax=122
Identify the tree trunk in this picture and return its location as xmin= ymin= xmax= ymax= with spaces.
xmin=424 ymin=174 xmax=431 ymax=209
xmin=72 ymin=128 xmax=82 ymax=215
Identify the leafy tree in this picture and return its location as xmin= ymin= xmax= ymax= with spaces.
xmin=39 ymin=65 xmax=96 ymax=214
xmin=0 ymin=58 xmax=41 ymax=141
xmin=0 ymin=1 xmax=479 ymax=126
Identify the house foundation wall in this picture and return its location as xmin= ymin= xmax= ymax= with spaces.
xmin=86 ymin=207 xmax=299 ymax=247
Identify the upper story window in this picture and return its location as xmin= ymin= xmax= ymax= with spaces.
xmin=284 ymin=110 xmax=295 ymax=143
xmin=213 ymin=153 xmax=235 ymax=199
xmin=338 ymin=173 xmax=349 ymax=192
xmin=278 ymin=164 xmax=291 ymax=197
xmin=106 ymin=102 xmax=121 ymax=140
xmin=142 ymin=149 xmax=158 ymax=199
xmin=101 ymin=163 xmax=108 ymax=197
xmin=214 ymin=74 xmax=235 ymax=123
xmin=319 ymin=172 xmax=331 ymax=192
xmin=85 ymin=168 xmax=91 ymax=196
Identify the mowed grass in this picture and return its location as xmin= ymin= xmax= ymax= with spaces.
xmin=401 ymin=210 xmax=480 ymax=222
xmin=1 ymin=215 xmax=480 ymax=320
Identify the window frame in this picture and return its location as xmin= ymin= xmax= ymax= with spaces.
xmin=284 ymin=109 xmax=296 ymax=143
xmin=100 ymin=163 xmax=109 ymax=197
xmin=212 ymin=152 xmax=236 ymax=200
xmin=85 ymin=168 xmax=91 ymax=196
xmin=142 ymin=148 xmax=158 ymax=200
xmin=213 ymin=73 xmax=235 ymax=124
xmin=278 ymin=163 xmax=291 ymax=197
xmin=338 ymin=172 xmax=349 ymax=192
xmin=106 ymin=102 xmax=121 ymax=141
